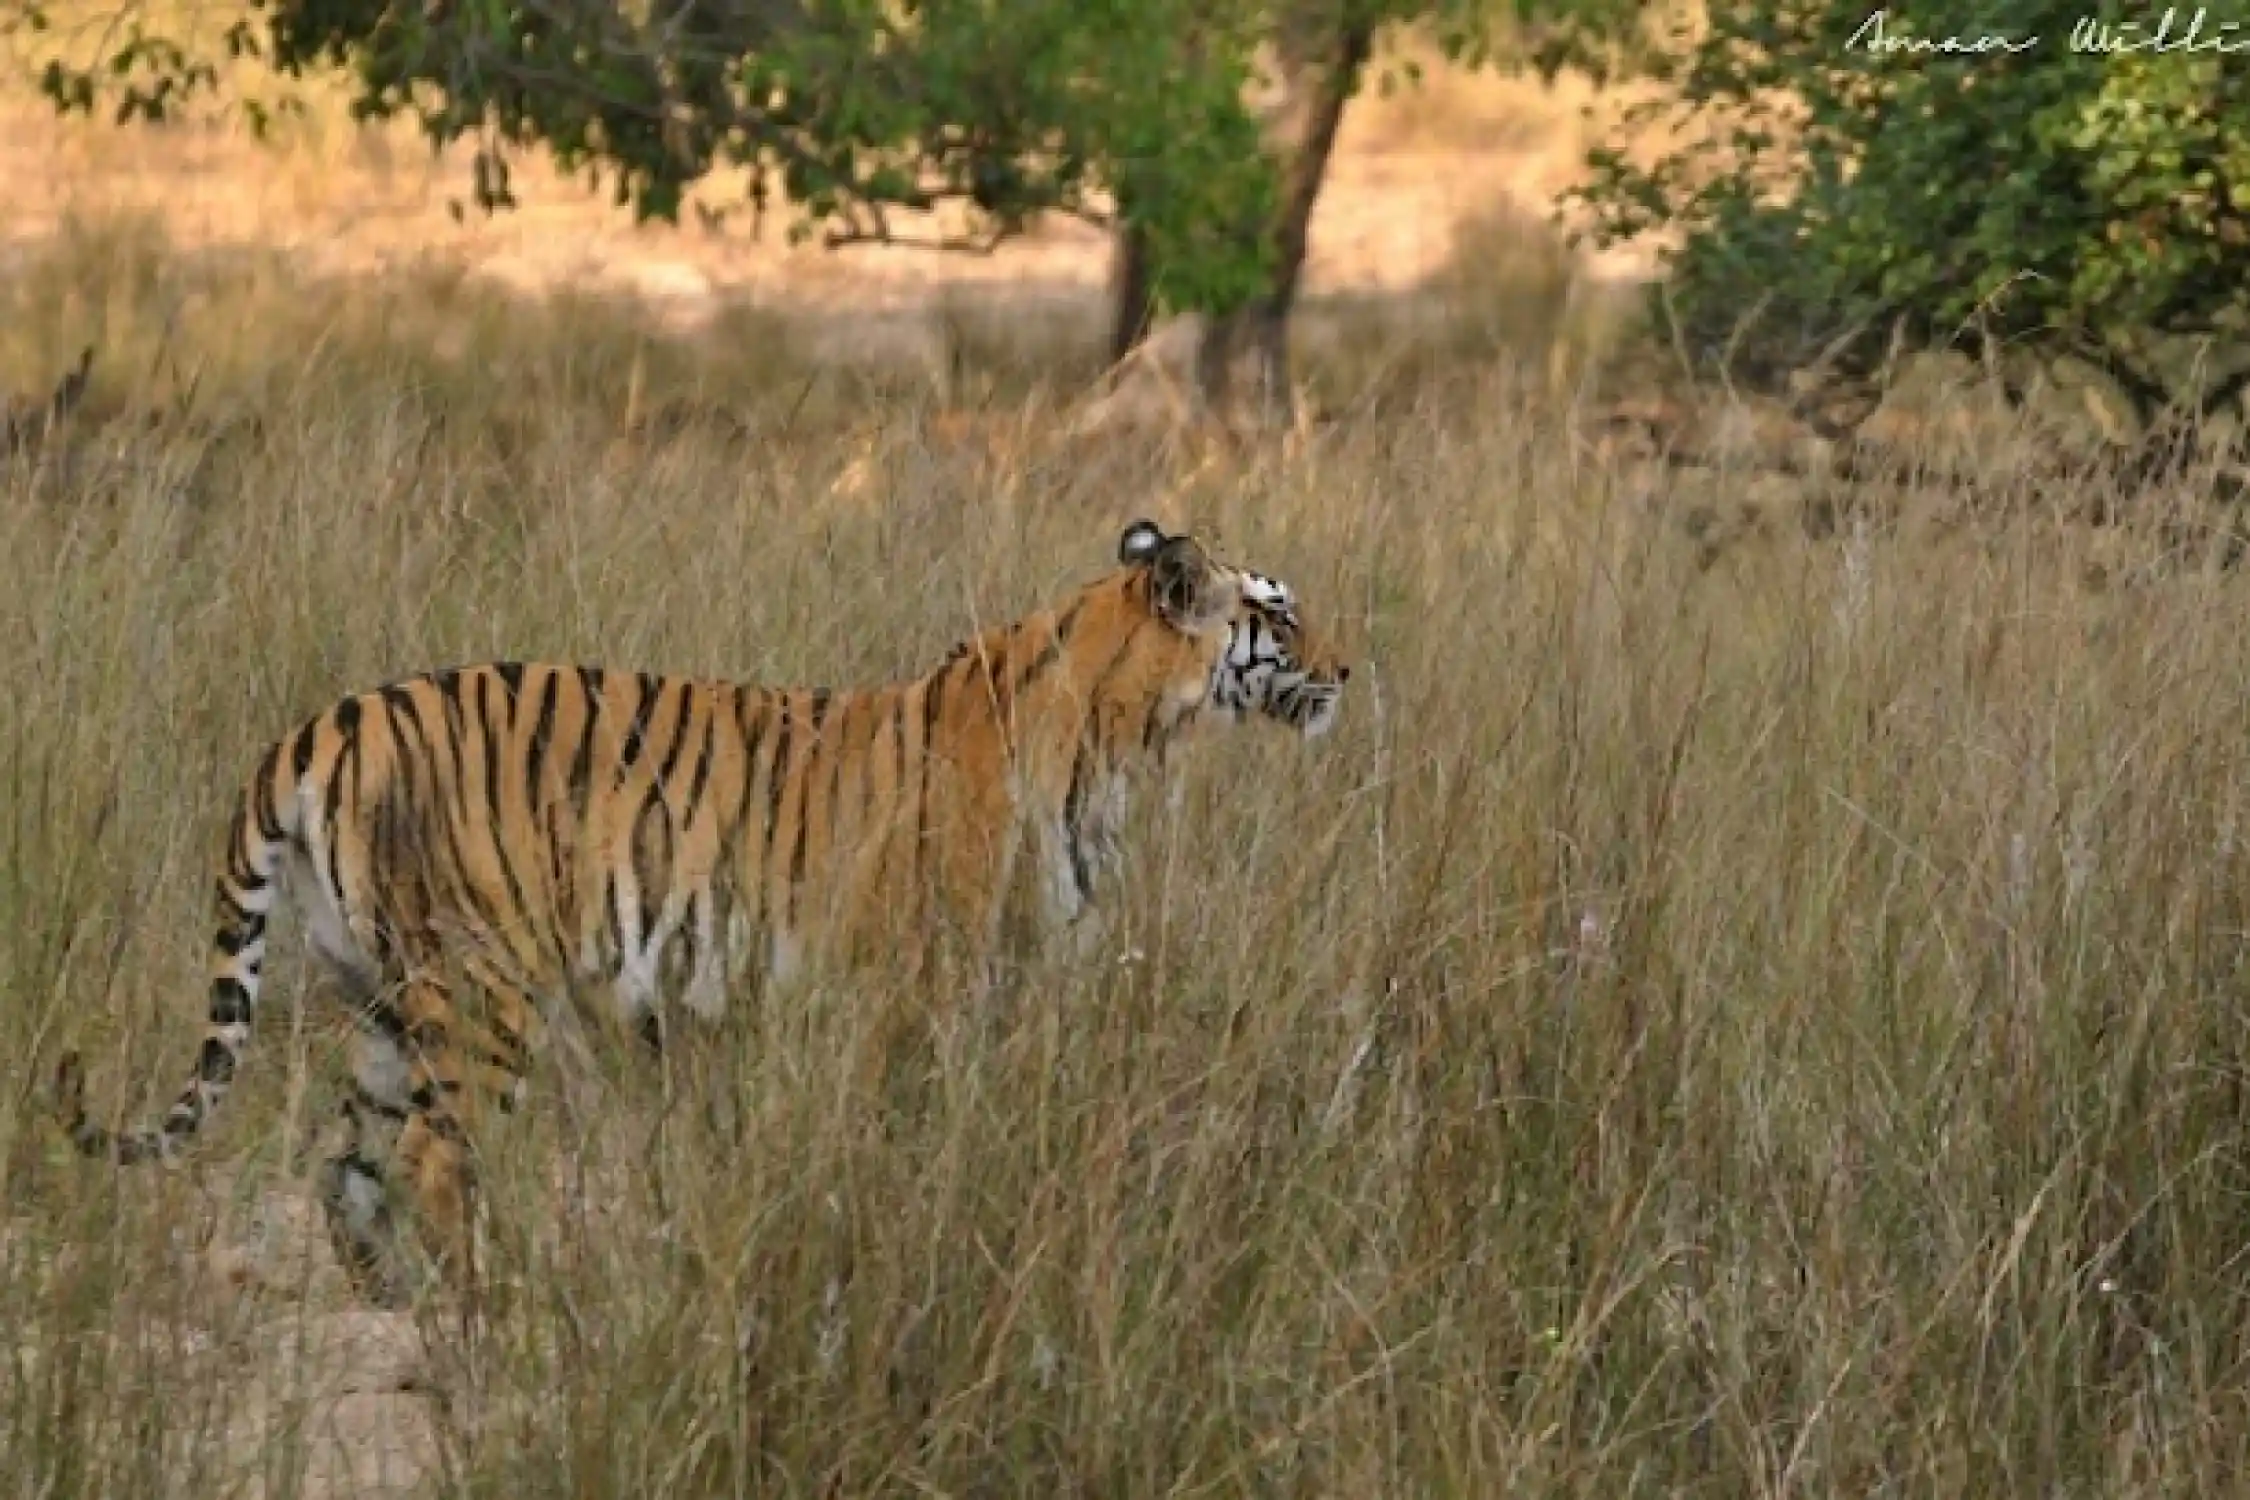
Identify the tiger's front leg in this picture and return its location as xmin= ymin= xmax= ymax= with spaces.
xmin=1029 ymin=811 xmax=1118 ymax=968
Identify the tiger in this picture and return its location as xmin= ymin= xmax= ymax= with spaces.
xmin=53 ymin=519 xmax=1349 ymax=1305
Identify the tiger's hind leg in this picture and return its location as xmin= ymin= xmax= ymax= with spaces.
xmin=321 ymin=1021 xmax=421 ymax=1308
xmin=296 ymin=860 xmax=425 ymax=1307
xmin=400 ymin=954 xmax=547 ymax=1318
xmin=321 ymin=956 xmax=541 ymax=1310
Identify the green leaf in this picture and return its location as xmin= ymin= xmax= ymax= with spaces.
xmin=1566 ymin=0 xmax=2250 ymax=392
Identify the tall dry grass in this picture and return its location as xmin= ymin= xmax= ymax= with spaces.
xmin=5 ymin=218 xmax=2250 ymax=1498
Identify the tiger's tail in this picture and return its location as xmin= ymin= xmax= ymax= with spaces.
xmin=56 ymin=738 xmax=298 ymax=1164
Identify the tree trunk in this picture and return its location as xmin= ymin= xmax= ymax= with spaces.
xmin=1106 ymin=220 xmax=1158 ymax=368
xmin=1194 ymin=11 xmax=1373 ymax=430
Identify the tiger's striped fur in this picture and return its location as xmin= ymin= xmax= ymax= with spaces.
xmin=54 ymin=520 xmax=1348 ymax=1304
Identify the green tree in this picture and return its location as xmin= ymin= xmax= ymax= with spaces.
xmin=1116 ymin=0 xmax=1665 ymax=427
xmin=8 ymin=0 xmax=1655 ymax=412
xmin=1163 ymin=0 xmax=1657 ymax=427
xmin=7 ymin=0 xmax=1285 ymax=318
xmin=1569 ymin=1 xmax=2250 ymax=427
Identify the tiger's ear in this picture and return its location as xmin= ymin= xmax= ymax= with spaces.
xmin=1118 ymin=519 xmax=1167 ymax=566
xmin=1148 ymin=536 xmax=1224 ymax=630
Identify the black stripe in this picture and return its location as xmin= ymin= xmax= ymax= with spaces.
xmin=250 ymin=743 xmax=286 ymax=840
xmin=890 ymin=692 xmax=908 ymax=788
xmin=472 ymin=669 xmax=513 ymax=836
xmin=349 ymin=1083 xmax=410 ymax=1122
xmin=380 ymin=684 xmax=433 ymax=836
xmin=208 ymin=977 xmax=252 ymax=1027
xmin=598 ymin=869 xmax=625 ymax=972
xmin=291 ymin=718 xmax=319 ymax=780
xmin=664 ymin=890 xmax=703 ymax=1001
xmin=632 ymin=784 xmax=671 ymax=942
xmin=652 ymin=683 xmax=695 ymax=793
xmin=332 ymin=1146 xmax=391 ymax=1182
xmin=679 ymin=693 xmax=720 ymax=829
xmin=214 ymin=881 xmax=255 ymax=927
xmin=367 ymin=780 xmax=398 ymax=935
xmin=359 ymin=993 xmax=409 ymax=1041
xmin=786 ymin=692 xmax=832 ymax=912
xmin=319 ymin=724 xmax=350 ymax=835
xmin=621 ymin=673 xmax=661 ymax=769
xmin=320 ymin=710 xmax=360 ymax=919
xmin=419 ymin=1110 xmax=468 ymax=1143
xmin=759 ymin=700 xmax=794 ymax=934
xmin=195 ymin=1035 xmax=236 ymax=1087
xmin=715 ymin=693 xmax=762 ymax=931
xmin=527 ymin=666 xmax=562 ymax=795
xmin=820 ymin=695 xmax=853 ymax=883
xmin=1011 ymin=600 xmax=1081 ymax=701
xmin=682 ymin=894 xmax=703 ymax=984
xmin=1063 ymin=741 xmax=1094 ymax=907
xmin=376 ymin=687 xmax=424 ymax=865
xmin=1011 ymin=637 xmax=1060 ymax=702
xmin=544 ymin=802 xmax=573 ymax=948
xmin=432 ymin=667 xmax=479 ymax=835
xmin=476 ymin=671 xmax=538 ymax=957
xmin=429 ymin=670 xmax=472 ymax=847
xmin=914 ymin=669 xmax=949 ymax=905
xmin=380 ymin=694 xmax=444 ymax=947
xmin=521 ymin=668 xmax=568 ymax=947
xmin=568 ymin=669 xmax=602 ymax=834
xmin=1086 ymin=620 xmax=1146 ymax=707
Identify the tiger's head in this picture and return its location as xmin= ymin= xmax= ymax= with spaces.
xmin=1116 ymin=519 xmax=1350 ymax=740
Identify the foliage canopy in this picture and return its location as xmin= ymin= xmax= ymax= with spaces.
xmin=8 ymin=0 xmax=1657 ymax=326
xmin=10 ymin=0 xmax=1285 ymax=314
xmin=1570 ymin=2 xmax=2250 ymax=416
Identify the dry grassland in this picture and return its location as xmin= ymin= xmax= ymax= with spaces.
xmin=7 ymin=20 xmax=2250 ymax=1500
